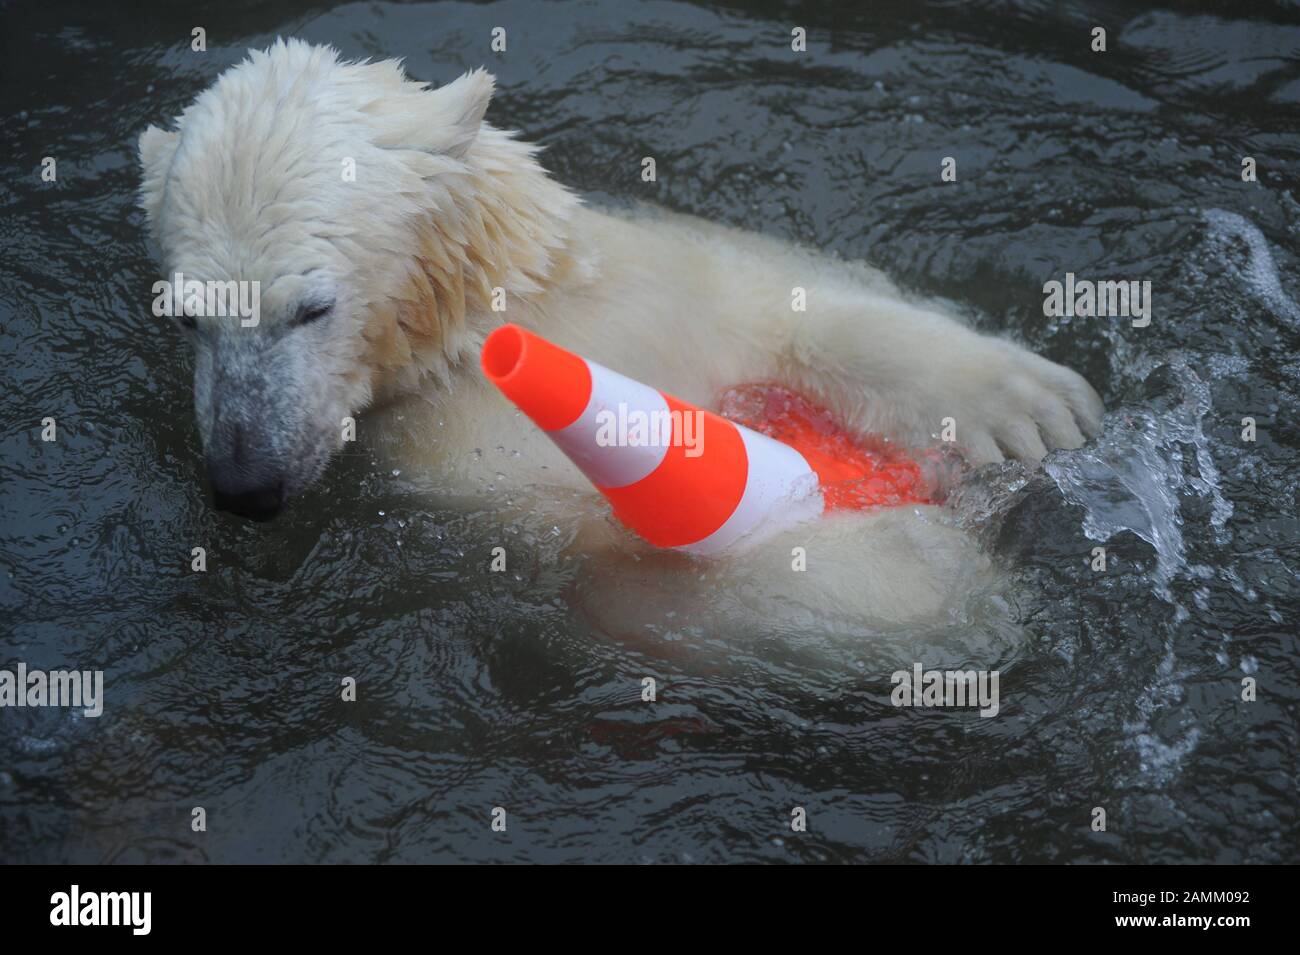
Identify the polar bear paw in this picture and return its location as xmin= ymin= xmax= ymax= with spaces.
xmin=927 ymin=338 xmax=1104 ymax=465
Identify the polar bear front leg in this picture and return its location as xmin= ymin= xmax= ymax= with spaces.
xmin=775 ymin=293 xmax=1104 ymax=465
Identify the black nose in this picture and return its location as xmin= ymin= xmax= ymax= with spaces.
xmin=207 ymin=460 xmax=284 ymax=522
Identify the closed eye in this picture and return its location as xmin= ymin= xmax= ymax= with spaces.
xmin=294 ymin=300 xmax=334 ymax=327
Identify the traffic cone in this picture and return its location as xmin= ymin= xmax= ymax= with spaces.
xmin=480 ymin=323 xmax=932 ymax=555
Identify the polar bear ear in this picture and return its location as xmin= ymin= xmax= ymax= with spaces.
xmin=138 ymin=125 xmax=181 ymax=242
xmin=415 ymin=68 xmax=495 ymax=160
xmin=374 ymin=67 xmax=488 ymax=160
xmin=365 ymin=64 xmax=495 ymax=161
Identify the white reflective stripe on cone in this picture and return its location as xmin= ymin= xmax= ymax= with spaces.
xmin=681 ymin=425 xmax=823 ymax=556
xmin=549 ymin=359 xmax=671 ymax=490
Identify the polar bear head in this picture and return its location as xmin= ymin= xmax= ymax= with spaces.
xmin=139 ymin=39 xmax=576 ymax=519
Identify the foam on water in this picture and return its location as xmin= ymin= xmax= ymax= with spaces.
xmin=1123 ymin=635 xmax=1204 ymax=789
xmin=1201 ymin=209 xmax=1300 ymax=326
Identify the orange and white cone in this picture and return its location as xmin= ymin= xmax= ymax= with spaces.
xmin=480 ymin=324 xmax=823 ymax=555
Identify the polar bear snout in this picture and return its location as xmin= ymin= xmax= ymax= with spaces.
xmin=190 ymin=317 xmax=346 ymax=520
xmin=208 ymin=461 xmax=285 ymax=521
xmin=205 ymin=423 xmax=287 ymax=522
xmin=199 ymin=397 xmax=334 ymax=521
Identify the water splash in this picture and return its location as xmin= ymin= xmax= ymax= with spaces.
xmin=1044 ymin=357 xmax=1238 ymax=787
xmin=1044 ymin=358 xmax=1231 ymax=608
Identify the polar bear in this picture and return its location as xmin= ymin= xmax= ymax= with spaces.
xmin=138 ymin=39 xmax=1102 ymax=628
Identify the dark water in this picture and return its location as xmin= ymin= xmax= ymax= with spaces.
xmin=2 ymin=0 xmax=1298 ymax=863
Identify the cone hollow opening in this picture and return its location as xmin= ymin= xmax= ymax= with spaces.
xmin=482 ymin=324 xmax=524 ymax=383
